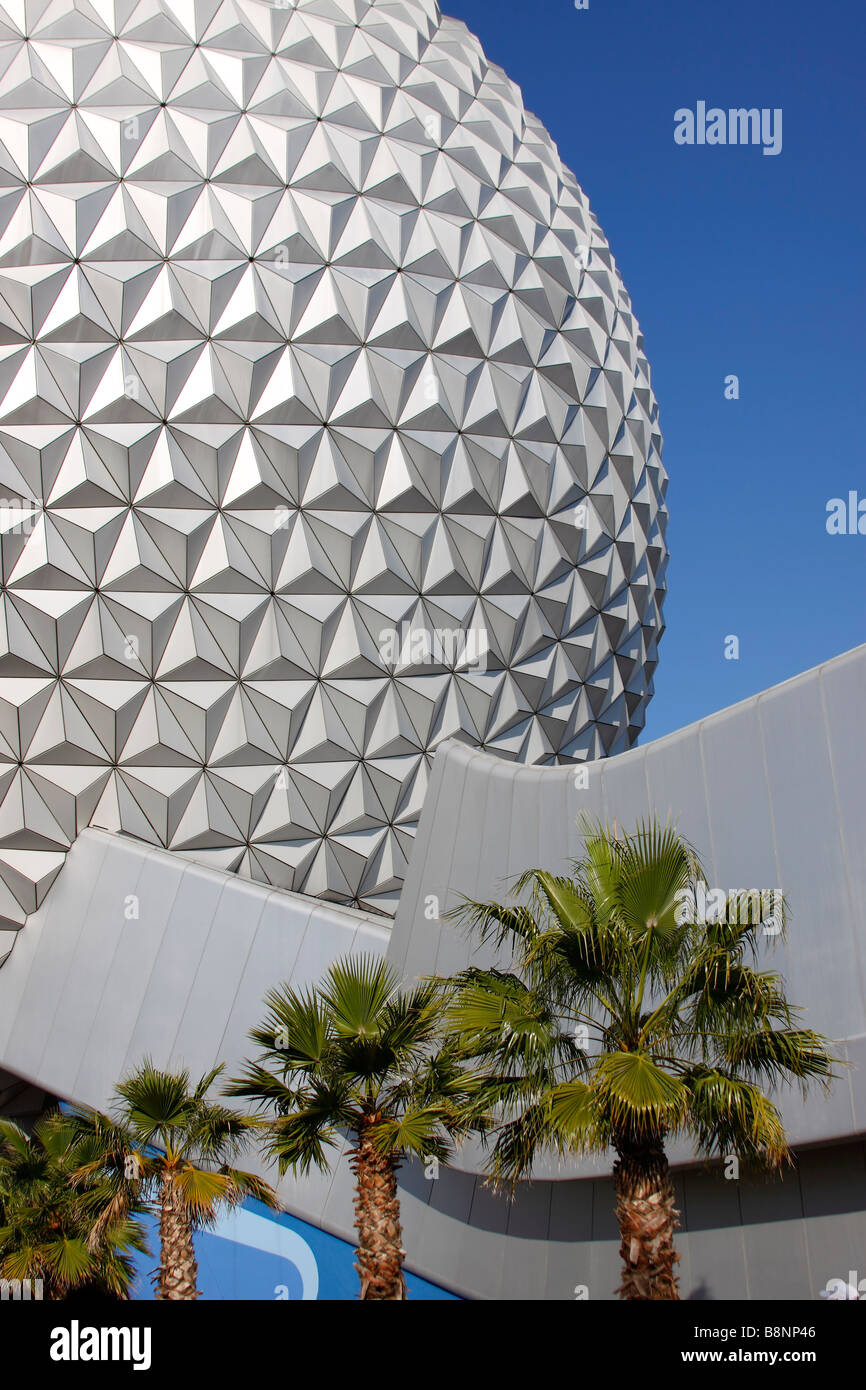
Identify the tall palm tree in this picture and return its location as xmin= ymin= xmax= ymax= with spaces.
xmin=229 ymin=954 xmax=489 ymax=1300
xmin=443 ymin=818 xmax=835 ymax=1300
xmin=0 ymin=1111 xmax=148 ymax=1300
xmin=72 ymin=1061 xmax=276 ymax=1300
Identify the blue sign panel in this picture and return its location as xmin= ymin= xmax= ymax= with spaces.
xmin=130 ymin=1198 xmax=459 ymax=1302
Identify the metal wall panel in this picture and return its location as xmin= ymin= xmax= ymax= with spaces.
xmin=390 ymin=644 xmax=866 ymax=1163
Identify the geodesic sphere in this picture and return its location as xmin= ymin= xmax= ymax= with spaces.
xmin=0 ymin=0 xmax=667 ymax=918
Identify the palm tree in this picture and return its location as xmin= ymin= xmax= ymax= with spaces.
xmin=229 ymin=954 xmax=489 ymax=1300
xmin=0 ymin=1110 xmax=148 ymax=1300
xmin=443 ymin=818 xmax=835 ymax=1300
xmin=72 ymin=1061 xmax=277 ymax=1300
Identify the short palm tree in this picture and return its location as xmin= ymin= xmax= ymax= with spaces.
xmin=443 ymin=818 xmax=835 ymax=1300
xmin=229 ymin=954 xmax=489 ymax=1300
xmin=0 ymin=1111 xmax=148 ymax=1300
xmin=72 ymin=1061 xmax=277 ymax=1300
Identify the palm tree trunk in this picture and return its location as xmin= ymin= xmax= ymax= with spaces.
xmin=156 ymin=1179 xmax=198 ymax=1300
xmin=613 ymin=1134 xmax=680 ymax=1300
xmin=350 ymin=1123 xmax=407 ymax=1300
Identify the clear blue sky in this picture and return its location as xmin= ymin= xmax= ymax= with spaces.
xmin=446 ymin=0 xmax=865 ymax=740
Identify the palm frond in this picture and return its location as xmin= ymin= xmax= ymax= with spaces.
xmin=322 ymin=954 xmax=401 ymax=1040
xmin=722 ymin=1028 xmax=836 ymax=1088
xmin=685 ymin=1068 xmax=789 ymax=1165
xmin=115 ymin=1058 xmax=193 ymax=1144
xmin=445 ymin=895 xmax=543 ymax=952
xmin=594 ymin=1050 xmax=688 ymax=1135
